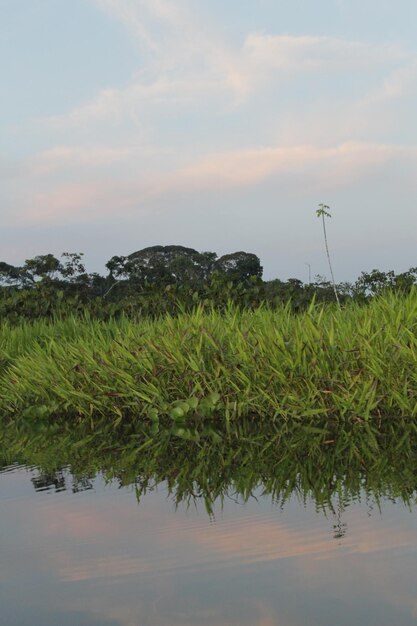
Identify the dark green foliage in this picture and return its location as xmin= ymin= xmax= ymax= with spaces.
xmin=23 ymin=253 xmax=61 ymax=282
xmin=354 ymin=267 xmax=417 ymax=298
xmin=1 ymin=245 xmax=417 ymax=323
xmin=0 ymin=262 xmax=25 ymax=287
xmin=213 ymin=251 xmax=263 ymax=282
xmin=106 ymin=245 xmax=218 ymax=286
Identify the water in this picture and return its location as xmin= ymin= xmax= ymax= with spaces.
xmin=1 ymin=462 xmax=417 ymax=625
xmin=1 ymin=417 xmax=417 ymax=625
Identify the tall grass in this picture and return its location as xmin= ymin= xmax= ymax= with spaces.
xmin=2 ymin=291 xmax=417 ymax=422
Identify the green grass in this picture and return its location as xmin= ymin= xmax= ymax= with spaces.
xmin=2 ymin=290 xmax=417 ymax=423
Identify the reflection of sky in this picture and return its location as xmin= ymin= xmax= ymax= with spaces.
xmin=1 ymin=467 xmax=417 ymax=625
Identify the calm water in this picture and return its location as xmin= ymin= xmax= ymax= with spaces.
xmin=1 ymin=461 xmax=417 ymax=626
xmin=2 ymin=415 xmax=417 ymax=625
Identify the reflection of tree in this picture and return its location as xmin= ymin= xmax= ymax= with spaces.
xmin=31 ymin=470 xmax=66 ymax=493
xmin=332 ymin=500 xmax=347 ymax=541
xmin=72 ymin=476 xmax=93 ymax=493
xmin=30 ymin=470 xmax=95 ymax=494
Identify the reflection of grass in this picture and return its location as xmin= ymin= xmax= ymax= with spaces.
xmin=1 ymin=416 xmax=417 ymax=515
xmin=2 ymin=290 xmax=417 ymax=422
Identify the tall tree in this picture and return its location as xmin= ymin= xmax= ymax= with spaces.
xmin=214 ymin=251 xmax=263 ymax=282
xmin=316 ymin=204 xmax=340 ymax=308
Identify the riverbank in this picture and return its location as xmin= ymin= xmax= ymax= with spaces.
xmin=2 ymin=291 xmax=417 ymax=422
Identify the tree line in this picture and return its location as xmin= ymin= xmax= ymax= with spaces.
xmin=1 ymin=244 xmax=417 ymax=322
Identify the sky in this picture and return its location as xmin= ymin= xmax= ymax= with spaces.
xmin=1 ymin=0 xmax=417 ymax=282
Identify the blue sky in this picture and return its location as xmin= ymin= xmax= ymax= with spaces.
xmin=2 ymin=0 xmax=417 ymax=281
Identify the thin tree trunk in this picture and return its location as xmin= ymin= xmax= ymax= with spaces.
xmin=322 ymin=214 xmax=341 ymax=308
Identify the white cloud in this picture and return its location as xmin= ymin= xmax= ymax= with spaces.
xmin=362 ymin=60 xmax=417 ymax=103
xmin=243 ymin=33 xmax=404 ymax=74
xmin=91 ymin=0 xmax=160 ymax=52
xmin=42 ymin=0 xmax=412 ymax=138
xmin=44 ymin=43 xmax=408 ymax=138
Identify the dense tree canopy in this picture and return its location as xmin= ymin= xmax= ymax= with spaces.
xmin=1 ymin=244 xmax=417 ymax=322
xmin=213 ymin=251 xmax=263 ymax=282
xmin=125 ymin=245 xmax=217 ymax=284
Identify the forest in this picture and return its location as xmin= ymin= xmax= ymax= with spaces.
xmin=1 ymin=244 xmax=417 ymax=322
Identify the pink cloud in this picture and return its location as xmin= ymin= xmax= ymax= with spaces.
xmin=12 ymin=141 xmax=417 ymax=226
xmin=32 ymin=146 xmax=132 ymax=176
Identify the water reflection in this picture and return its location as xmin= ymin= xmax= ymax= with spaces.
xmin=1 ymin=416 xmax=417 ymax=625
xmin=2 ymin=416 xmax=417 ymax=530
xmin=29 ymin=469 xmax=94 ymax=494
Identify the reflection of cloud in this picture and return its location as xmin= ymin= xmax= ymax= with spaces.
xmin=72 ymin=596 xmax=293 ymax=626
xmin=4 ymin=467 xmax=417 ymax=626
xmin=183 ymin=516 xmax=334 ymax=565
xmin=28 ymin=486 xmax=417 ymax=581
xmin=38 ymin=503 xmax=417 ymax=626
xmin=41 ymin=506 xmax=118 ymax=540
xmin=161 ymin=505 xmax=417 ymax=570
xmin=57 ymin=554 xmax=152 ymax=582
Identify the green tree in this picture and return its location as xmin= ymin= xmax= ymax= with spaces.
xmin=0 ymin=262 xmax=26 ymax=287
xmin=107 ymin=246 xmax=218 ymax=287
xmin=316 ymin=204 xmax=340 ymax=308
xmin=23 ymin=254 xmax=62 ymax=284
xmin=213 ymin=251 xmax=263 ymax=283
xmin=354 ymin=269 xmax=395 ymax=297
xmin=60 ymin=253 xmax=86 ymax=282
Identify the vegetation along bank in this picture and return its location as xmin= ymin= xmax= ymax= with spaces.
xmin=2 ymin=244 xmax=417 ymax=322
xmin=2 ymin=290 xmax=417 ymax=422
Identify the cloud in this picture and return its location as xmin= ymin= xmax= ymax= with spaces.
xmin=45 ymin=0 xmax=410 ymax=133
xmin=41 ymin=0 xmax=247 ymax=131
xmin=46 ymin=76 xmax=237 ymax=131
xmin=91 ymin=0 xmax=161 ymax=52
xmin=4 ymin=0 xmax=417 ymax=278
xmin=32 ymin=146 xmax=132 ymax=176
xmin=361 ymin=60 xmax=417 ymax=104
xmin=44 ymin=31 xmax=408 ymax=131
xmin=243 ymin=33 xmax=405 ymax=74
xmin=9 ymin=140 xmax=417 ymax=227
xmin=0 ymin=156 xmax=28 ymax=180
xmin=175 ymin=142 xmax=406 ymax=189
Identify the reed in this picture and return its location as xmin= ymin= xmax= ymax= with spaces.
xmin=2 ymin=290 xmax=417 ymax=423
